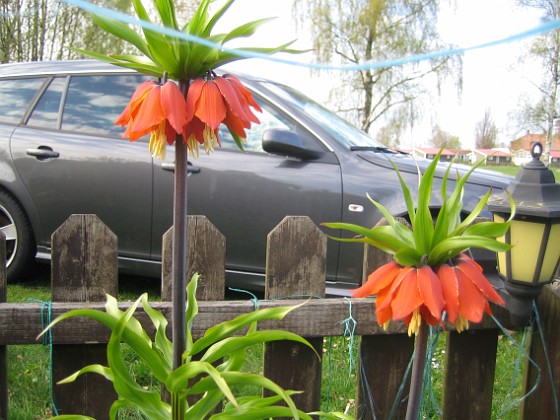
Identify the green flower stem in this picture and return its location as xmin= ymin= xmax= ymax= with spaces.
xmin=172 ymin=392 xmax=186 ymax=420
xmin=171 ymin=80 xmax=189 ymax=419
xmin=405 ymin=322 xmax=429 ymax=420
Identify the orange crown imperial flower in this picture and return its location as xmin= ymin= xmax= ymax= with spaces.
xmin=324 ymin=149 xmax=514 ymax=335
xmin=115 ymin=80 xmax=187 ymax=159
xmin=184 ymin=72 xmax=261 ymax=156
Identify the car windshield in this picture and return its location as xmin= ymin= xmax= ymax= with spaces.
xmin=260 ymin=81 xmax=386 ymax=149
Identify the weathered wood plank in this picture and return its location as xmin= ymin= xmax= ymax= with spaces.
xmin=0 ymin=233 xmax=7 ymax=420
xmin=263 ymin=216 xmax=326 ymax=416
xmin=441 ymin=329 xmax=499 ymax=420
xmin=521 ymin=282 xmax=560 ymax=419
xmin=51 ymin=215 xmax=118 ymax=419
xmin=356 ymin=334 xmax=413 ymax=419
xmin=0 ymin=299 xmax=512 ymax=345
xmin=162 ymin=216 xmax=225 ymax=409
xmin=356 ymin=217 xmax=415 ymax=420
xmin=161 ymin=215 xmax=225 ymax=301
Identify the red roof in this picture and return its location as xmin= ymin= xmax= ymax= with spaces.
xmin=473 ymin=149 xmax=511 ymax=157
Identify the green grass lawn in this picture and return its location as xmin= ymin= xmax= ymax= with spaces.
xmin=4 ymin=267 xmax=527 ymax=419
xmin=481 ymin=164 xmax=560 ymax=181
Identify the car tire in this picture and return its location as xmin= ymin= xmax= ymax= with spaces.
xmin=0 ymin=191 xmax=35 ymax=281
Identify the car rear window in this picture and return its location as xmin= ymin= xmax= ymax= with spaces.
xmin=27 ymin=77 xmax=67 ymax=128
xmin=62 ymin=74 xmax=149 ymax=137
xmin=0 ymin=78 xmax=45 ymax=124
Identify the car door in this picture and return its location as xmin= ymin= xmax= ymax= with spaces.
xmin=10 ymin=73 xmax=155 ymax=260
xmin=151 ymin=99 xmax=343 ymax=288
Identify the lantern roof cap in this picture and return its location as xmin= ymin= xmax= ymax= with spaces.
xmin=488 ymin=142 xmax=560 ymax=218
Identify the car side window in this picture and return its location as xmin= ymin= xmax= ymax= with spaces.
xmin=26 ymin=77 xmax=67 ymax=129
xmin=0 ymin=78 xmax=46 ymax=124
xmin=62 ymin=74 xmax=150 ymax=137
xmin=218 ymin=104 xmax=291 ymax=152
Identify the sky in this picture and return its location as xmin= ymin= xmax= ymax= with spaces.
xmin=218 ymin=0 xmax=546 ymax=149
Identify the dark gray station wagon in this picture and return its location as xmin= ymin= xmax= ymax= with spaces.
xmin=0 ymin=60 xmax=509 ymax=294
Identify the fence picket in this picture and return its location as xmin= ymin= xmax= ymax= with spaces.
xmin=263 ymin=216 xmax=326 ymax=416
xmin=51 ymin=214 xmax=118 ymax=419
xmin=521 ymin=282 xmax=560 ymax=419
xmin=441 ymin=329 xmax=499 ymax=419
xmin=356 ymin=218 xmax=414 ymax=419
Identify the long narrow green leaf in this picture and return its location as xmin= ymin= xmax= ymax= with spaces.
xmin=394 ymin=247 xmax=424 ymax=266
xmin=203 ymin=0 xmax=235 ymax=36
xmin=131 ymin=0 xmax=176 ymax=71
xmin=189 ymin=303 xmax=304 ymax=356
xmin=74 ymin=49 xmax=163 ymax=77
xmin=57 ymin=364 xmax=113 ymax=385
xmin=213 ymin=406 xmax=311 ymax=420
xmin=413 ymin=151 xmax=440 ymax=254
xmin=184 ymin=0 xmax=212 ymax=33
xmin=322 ymin=222 xmax=407 ymax=253
xmin=211 ymin=372 xmax=304 ymax=420
xmin=166 ymin=361 xmax=238 ymax=408
xmin=387 ymin=158 xmax=416 ymax=225
xmin=449 ymin=189 xmax=491 ymax=236
xmin=185 ymin=273 xmax=200 ymax=356
xmin=201 ymin=330 xmax=318 ymax=364
xmin=429 ymin=236 xmax=511 ymax=266
xmin=106 ymin=298 xmax=169 ymax=419
xmin=366 ymin=194 xmax=415 ymax=246
xmin=91 ymin=14 xmax=151 ymax=58
xmin=153 ymin=0 xmax=178 ymax=29
xmin=142 ymin=298 xmax=173 ymax=368
xmin=462 ymin=221 xmax=511 ymax=238
xmin=221 ymin=18 xmax=275 ymax=43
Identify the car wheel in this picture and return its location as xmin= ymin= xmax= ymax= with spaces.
xmin=0 ymin=191 xmax=35 ymax=281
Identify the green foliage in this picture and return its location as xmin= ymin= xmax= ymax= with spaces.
xmin=80 ymin=0 xmax=299 ymax=80
xmin=323 ymin=149 xmax=515 ymax=267
xmin=39 ymin=274 xmax=352 ymax=419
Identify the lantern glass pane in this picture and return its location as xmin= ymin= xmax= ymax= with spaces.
xmin=494 ymin=215 xmax=508 ymax=278
xmin=510 ymin=220 xmax=544 ymax=283
xmin=540 ymin=223 xmax=560 ymax=283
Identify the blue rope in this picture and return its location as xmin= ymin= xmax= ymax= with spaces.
xmin=227 ymin=287 xmax=260 ymax=310
xmin=60 ymin=0 xmax=560 ymax=73
xmin=492 ymin=312 xmax=542 ymax=417
xmin=28 ymin=299 xmax=59 ymax=416
xmin=340 ymin=298 xmax=357 ymax=377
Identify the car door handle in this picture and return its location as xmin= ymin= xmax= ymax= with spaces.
xmin=26 ymin=147 xmax=60 ymax=160
xmin=161 ymin=162 xmax=201 ymax=174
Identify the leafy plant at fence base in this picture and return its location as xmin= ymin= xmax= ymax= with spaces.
xmin=40 ymin=273 xmax=352 ymax=419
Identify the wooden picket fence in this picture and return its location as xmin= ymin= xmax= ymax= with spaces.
xmin=0 ymin=214 xmax=559 ymax=419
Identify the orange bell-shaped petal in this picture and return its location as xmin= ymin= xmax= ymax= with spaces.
xmin=351 ymin=261 xmax=402 ymax=298
xmin=456 ymin=256 xmax=505 ymax=305
xmin=391 ymin=268 xmax=423 ymax=320
xmin=437 ymin=263 xmax=460 ymax=323
xmin=455 ymin=268 xmax=488 ymax=323
xmin=194 ymin=79 xmax=227 ymax=129
xmin=417 ymin=265 xmax=444 ymax=321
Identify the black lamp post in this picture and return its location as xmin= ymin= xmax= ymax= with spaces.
xmin=488 ymin=142 xmax=560 ymax=325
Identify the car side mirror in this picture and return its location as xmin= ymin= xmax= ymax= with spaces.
xmin=262 ymin=129 xmax=321 ymax=160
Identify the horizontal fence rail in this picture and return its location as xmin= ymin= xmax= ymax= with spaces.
xmin=0 ymin=299 xmax=514 ymax=345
